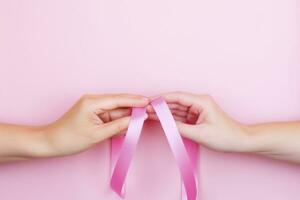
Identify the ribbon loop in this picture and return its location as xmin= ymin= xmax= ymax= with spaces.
xmin=110 ymin=97 xmax=198 ymax=200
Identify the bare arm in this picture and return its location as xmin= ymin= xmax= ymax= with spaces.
xmin=0 ymin=124 xmax=50 ymax=162
xmin=248 ymin=122 xmax=300 ymax=162
xmin=0 ymin=94 xmax=149 ymax=162
xmin=147 ymin=91 xmax=300 ymax=164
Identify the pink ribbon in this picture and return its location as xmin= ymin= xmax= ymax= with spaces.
xmin=110 ymin=97 xmax=198 ymax=199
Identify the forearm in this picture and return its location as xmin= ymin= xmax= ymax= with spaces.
xmin=246 ymin=121 xmax=300 ymax=163
xmin=0 ymin=124 xmax=52 ymax=162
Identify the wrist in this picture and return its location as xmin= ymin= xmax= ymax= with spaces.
xmin=242 ymin=124 xmax=272 ymax=154
xmin=24 ymin=125 xmax=57 ymax=158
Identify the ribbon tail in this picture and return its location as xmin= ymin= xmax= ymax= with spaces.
xmin=110 ymin=136 xmax=125 ymax=196
xmin=151 ymin=97 xmax=198 ymax=200
xmin=110 ymin=107 xmax=147 ymax=198
xmin=182 ymin=139 xmax=199 ymax=200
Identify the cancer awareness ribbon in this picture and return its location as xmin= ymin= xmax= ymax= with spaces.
xmin=110 ymin=97 xmax=198 ymax=200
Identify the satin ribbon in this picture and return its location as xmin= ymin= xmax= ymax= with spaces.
xmin=110 ymin=97 xmax=198 ymax=199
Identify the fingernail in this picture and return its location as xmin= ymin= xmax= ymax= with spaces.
xmin=142 ymin=97 xmax=150 ymax=103
xmin=144 ymin=113 xmax=149 ymax=119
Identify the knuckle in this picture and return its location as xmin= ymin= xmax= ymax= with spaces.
xmin=117 ymin=93 xmax=129 ymax=97
xmin=80 ymin=94 xmax=90 ymax=100
xmin=174 ymin=90 xmax=185 ymax=94
xmin=200 ymin=94 xmax=215 ymax=106
xmin=116 ymin=122 xmax=125 ymax=133
xmin=102 ymin=93 xmax=116 ymax=98
xmin=102 ymin=93 xmax=116 ymax=99
xmin=79 ymin=95 xmax=92 ymax=108
xmin=203 ymin=94 xmax=213 ymax=101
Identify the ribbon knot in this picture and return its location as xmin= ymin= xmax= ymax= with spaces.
xmin=110 ymin=97 xmax=198 ymax=200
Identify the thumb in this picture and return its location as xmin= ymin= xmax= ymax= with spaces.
xmin=100 ymin=116 xmax=131 ymax=140
xmin=176 ymin=121 xmax=206 ymax=144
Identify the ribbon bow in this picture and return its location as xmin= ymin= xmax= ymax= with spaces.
xmin=110 ymin=97 xmax=198 ymax=200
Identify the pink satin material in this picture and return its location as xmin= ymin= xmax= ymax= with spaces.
xmin=110 ymin=97 xmax=198 ymax=199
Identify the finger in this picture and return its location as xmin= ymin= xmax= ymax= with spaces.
xmin=186 ymin=112 xmax=199 ymax=124
xmin=170 ymin=108 xmax=199 ymax=123
xmin=147 ymin=105 xmax=187 ymax=116
xmin=99 ymin=116 xmax=131 ymax=140
xmin=108 ymin=108 xmax=131 ymax=120
xmin=147 ymin=113 xmax=159 ymax=121
xmin=146 ymin=103 xmax=188 ymax=114
xmin=176 ymin=121 xmax=211 ymax=145
xmin=176 ymin=121 xmax=201 ymax=142
xmin=146 ymin=104 xmax=155 ymax=113
xmin=171 ymin=109 xmax=187 ymax=118
xmin=159 ymin=92 xmax=196 ymax=107
xmin=94 ymin=93 xmax=146 ymax=99
xmin=82 ymin=94 xmax=149 ymax=114
xmin=98 ymin=108 xmax=131 ymax=123
xmin=147 ymin=112 xmax=187 ymax=123
xmin=168 ymin=103 xmax=189 ymax=111
xmin=156 ymin=91 xmax=211 ymax=109
xmin=173 ymin=115 xmax=187 ymax=123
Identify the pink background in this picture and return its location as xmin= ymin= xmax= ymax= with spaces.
xmin=0 ymin=0 xmax=300 ymax=199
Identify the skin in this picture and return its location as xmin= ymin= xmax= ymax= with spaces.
xmin=1 ymin=92 xmax=300 ymax=164
xmin=147 ymin=92 xmax=300 ymax=163
xmin=0 ymin=93 xmax=149 ymax=162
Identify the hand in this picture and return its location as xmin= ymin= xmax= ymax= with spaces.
xmin=43 ymin=94 xmax=149 ymax=157
xmin=147 ymin=92 xmax=253 ymax=153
